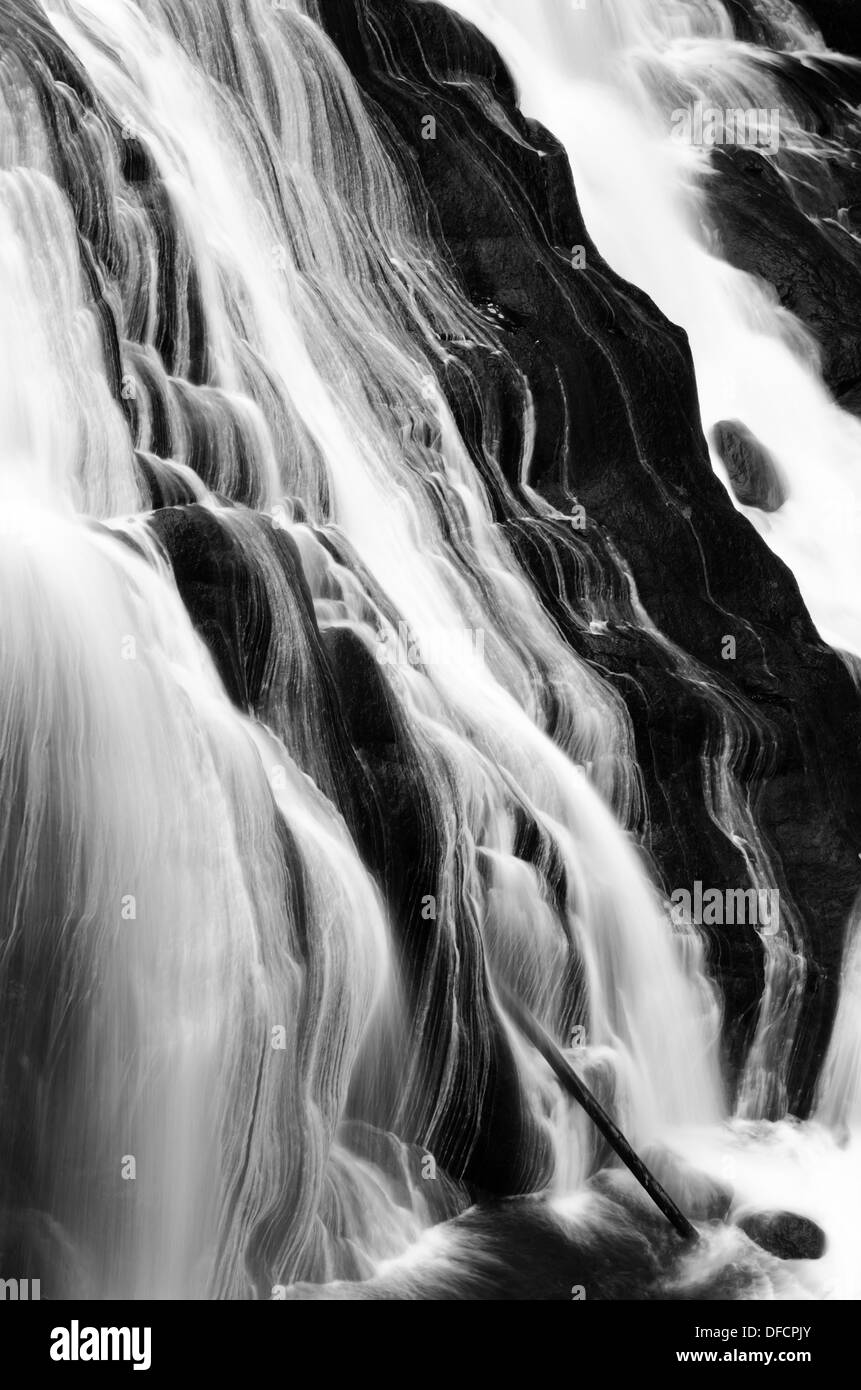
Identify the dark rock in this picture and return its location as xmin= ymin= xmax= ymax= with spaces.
xmin=318 ymin=0 xmax=861 ymax=1112
xmin=149 ymin=504 xmax=553 ymax=1198
xmin=799 ymin=1 xmax=861 ymax=56
xmin=738 ymin=1209 xmax=827 ymax=1260
xmin=29 ymin=0 xmax=861 ymax=1142
xmin=837 ymin=380 xmax=861 ymax=418
xmin=709 ymin=142 xmax=861 ymax=400
xmin=711 ymin=420 xmax=787 ymax=511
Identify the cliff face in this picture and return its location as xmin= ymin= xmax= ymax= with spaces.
xmin=709 ymin=7 xmax=861 ymax=413
xmin=7 ymin=0 xmax=858 ymax=1173
xmin=7 ymin=0 xmax=861 ymax=1299
xmin=315 ymin=0 xmax=861 ymax=1110
xmin=799 ymin=0 xmax=861 ymax=55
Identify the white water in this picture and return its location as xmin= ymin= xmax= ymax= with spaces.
xmin=443 ymin=0 xmax=861 ymax=655
xmin=440 ymin=0 xmax=861 ymax=1297
xmin=0 ymin=0 xmax=730 ymax=1297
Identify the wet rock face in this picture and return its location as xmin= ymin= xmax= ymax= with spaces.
xmin=837 ymin=381 xmax=861 ymax=419
xmin=729 ymin=0 xmax=861 ymax=57
xmin=798 ymin=1 xmax=861 ymax=56
xmin=317 ymin=0 xmax=861 ymax=1112
xmin=738 ymin=1209 xmax=827 ymax=1260
xmin=642 ymin=1147 xmax=734 ymax=1224
xmin=697 ymin=10 xmax=861 ymax=410
xmin=708 ymin=140 xmax=861 ymax=402
xmin=711 ymin=420 xmax=787 ymax=511
xmin=147 ymin=504 xmax=553 ymax=1197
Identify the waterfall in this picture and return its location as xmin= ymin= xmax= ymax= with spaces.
xmin=0 ymin=0 xmax=858 ymax=1300
xmin=437 ymin=0 xmax=861 ymax=1298
xmin=440 ymin=0 xmax=825 ymax=1120
xmin=442 ymin=0 xmax=861 ymax=654
xmin=0 ymin=0 xmax=725 ymax=1298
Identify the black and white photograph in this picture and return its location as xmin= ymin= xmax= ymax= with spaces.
xmin=2 ymin=0 xmax=861 ymax=1353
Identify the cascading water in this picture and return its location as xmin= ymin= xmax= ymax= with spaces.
xmin=0 ymin=0 xmax=858 ymax=1302
xmin=441 ymin=0 xmax=861 ymax=1298
xmin=443 ymin=0 xmax=861 ymax=656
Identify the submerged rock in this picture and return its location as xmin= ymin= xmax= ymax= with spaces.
xmin=711 ymin=420 xmax=787 ymax=511
xmin=641 ymin=1146 xmax=734 ymax=1223
xmin=737 ymin=1209 xmax=827 ymax=1260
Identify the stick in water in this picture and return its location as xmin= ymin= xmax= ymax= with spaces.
xmin=498 ymin=983 xmax=698 ymax=1242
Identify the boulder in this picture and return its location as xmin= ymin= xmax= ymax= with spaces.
xmin=737 ymin=1209 xmax=827 ymax=1259
xmin=711 ymin=420 xmax=787 ymax=511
